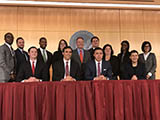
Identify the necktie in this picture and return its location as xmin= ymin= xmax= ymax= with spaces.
xmin=32 ymin=61 xmax=35 ymax=75
xmin=43 ymin=49 xmax=47 ymax=62
xmin=66 ymin=61 xmax=69 ymax=76
xmin=10 ymin=46 xmax=15 ymax=57
xmin=98 ymin=62 xmax=101 ymax=76
xmin=80 ymin=49 xmax=83 ymax=63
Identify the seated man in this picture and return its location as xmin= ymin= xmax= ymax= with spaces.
xmin=123 ymin=50 xmax=146 ymax=80
xmin=53 ymin=46 xmax=81 ymax=81
xmin=16 ymin=46 xmax=48 ymax=82
xmin=85 ymin=47 xmax=112 ymax=80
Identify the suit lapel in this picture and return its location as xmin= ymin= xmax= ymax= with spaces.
xmin=75 ymin=49 xmax=81 ymax=63
xmin=27 ymin=61 xmax=33 ymax=76
xmin=93 ymin=60 xmax=97 ymax=77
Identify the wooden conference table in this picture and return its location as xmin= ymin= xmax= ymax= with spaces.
xmin=0 ymin=80 xmax=159 ymax=120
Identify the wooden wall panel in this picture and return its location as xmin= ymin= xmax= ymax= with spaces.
xmin=94 ymin=32 xmax=120 ymax=54
xmin=120 ymin=33 xmax=145 ymax=52
xmin=95 ymin=9 xmax=120 ymax=32
xmin=120 ymin=10 xmax=144 ymax=33
xmin=18 ymin=7 xmax=44 ymax=31
xmin=17 ymin=31 xmax=45 ymax=51
xmin=144 ymin=10 xmax=160 ymax=33
xmin=44 ymin=8 xmax=71 ymax=32
xmin=0 ymin=7 xmax=17 ymax=31
xmin=71 ymin=8 xmax=96 ymax=32
xmin=44 ymin=32 xmax=71 ymax=52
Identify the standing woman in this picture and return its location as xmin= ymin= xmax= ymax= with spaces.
xmin=117 ymin=40 xmax=130 ymax=79
xmin=103 ymin=44 xmax=119 ymax=80
xmin=52 ymin=39 xmax=68 ymax=66
xmin=139 ymin=41 xmax=157 ymax=80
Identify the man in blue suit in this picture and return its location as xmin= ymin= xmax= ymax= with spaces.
xmin=85 ymin=47 xmax=112 ymax=80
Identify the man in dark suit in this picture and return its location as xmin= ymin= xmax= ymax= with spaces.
xmin=85 ymin=47 xmax=112 ymax=80
xmin=53 ymin=46 xmax=81 ymax=81
xmin=88 ymin=36 xmax=100 ymax=60
xmin=123 ymin=50 xmax=146 ymax=80
xmin=0 ymin=32 xmax=16 ymax=82
xmin=37 ymin=37 xmax=52 ymax=80
xmin=16 ymin=46 xmax=48 ymax=82
xmin=71 ymin=37 xmax=91 ymax=80
xmin=15 ymin=37 xmax=28 ymax=76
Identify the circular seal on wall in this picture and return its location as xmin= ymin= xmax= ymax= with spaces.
xmin=69 ymin=30 xmax=94 ymax=50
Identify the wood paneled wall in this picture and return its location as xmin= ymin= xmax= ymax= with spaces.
xmin=0 ymin=6 xmax=160 ymax=79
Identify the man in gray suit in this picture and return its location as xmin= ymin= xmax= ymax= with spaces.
xmin=0 ymin=32 xmax=16 ymax=82
xmin=71 ymin=37 xmax=91 ymax=80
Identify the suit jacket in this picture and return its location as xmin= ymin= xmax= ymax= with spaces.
xmin=0 ymin=44 xmax=16 ymax=82
xmin=88 ymin=48 xmax=94 ymax=60
xmin=117 ymin=52 xmax=130 ymax=79
xmin=16 ymin=60 xmax=48 ymax=82
xmin=85 ymin=60 xmax=112 ymax=80
xmin=106 ymin=55 xmax=119 ymax=80
xmin=53 ymin=59 xmax=81 ymax=81
xmin=52 ymin=50 xmax=63 ymax=66
xmin=37 ymin=48 xmax=52 ymax=80
xmin=139 ymin=53 xmax=157 ymax=79
xmin=15 ymin=48 xmax=28 ymax=75
xmin=123 ymin=62 xmax=146 ymax=80
xmin=71 ymin=49 xmax=91 ymax=80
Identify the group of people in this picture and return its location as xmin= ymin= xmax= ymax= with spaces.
xmin=0 ymin=32 xmax=157 ymax=82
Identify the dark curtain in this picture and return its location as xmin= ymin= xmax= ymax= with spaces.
xmin=0 ymin=80 xmax=159 ymax=120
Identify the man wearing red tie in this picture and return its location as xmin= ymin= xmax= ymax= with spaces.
xmin=53 ymin=46 xmax=81 ymax=81
xmin=16 ymin=46 xmax=48 ymax=82
xmin=71 ymin=37 xmax=91 ymax=80
xmin=85 ymin=47 xmax=112 ymax=80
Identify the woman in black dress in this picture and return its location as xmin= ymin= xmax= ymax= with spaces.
xmin=103 ymin=44 xmax=119 ymax=80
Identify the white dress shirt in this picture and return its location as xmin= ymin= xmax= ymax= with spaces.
xmin=143 ymin=52 xmax=152 ymax=76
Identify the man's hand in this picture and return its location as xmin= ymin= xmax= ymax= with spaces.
xmin=61 ymin=76 xmax=76 ymax=81
xmin=24 ymin=77 xmax=40 ymax=82
xmin=131 ymin=75 xmax=138 ymax=80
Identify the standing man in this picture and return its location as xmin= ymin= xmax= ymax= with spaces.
xmin=88 ymin=36 xmax=100 ymax=60
xmin=16 ymin=46 xmax=48 ymax=82
xmin=53 ymin=46 xmax=80 ymax=81
xmin=71 ymin=37 xmax=91 ymax=80
xmin=85 ymin=47 xmax=112 ymax=80
xmin=37 ymin=37 xmax=52 ymax=80
xmin=0 ymin=32 xmax=16 ymax=82
xmin=15 ymin=37 xmax=28 ymax=75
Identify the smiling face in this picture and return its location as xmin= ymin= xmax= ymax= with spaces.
xmin=28 ymin=48 xmax=38 ymax=60
xmin=130 ymin=52 xmax=139 ymax=63
xmin=17 ymin=39 xmax=25 ymax=49
xmin=94 ymin=49 xmax=103 ymax=62
xmin=5 ymin=33 xmax=14 ymax=45
xmin=63 ymin=48 xmax=72 ymax=60
xmin=76 ymin=38 xmax=84 ymax=49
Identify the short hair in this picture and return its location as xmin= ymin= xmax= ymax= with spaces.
xmin=91 ymin=36 xmax=99 ymax=43
xmin=58 ymin=39 xmax=68 ymax=51
xmin=16 ymin=37 xmax=24 ymax=43
xmin=76 ymin=37 xmax=84 ymax=41
xmin=93 ymin=47 xmax=103 ymax=54
xmin=130 ymin=50 xmax=138 ymax=56
xmin=121 ymin=40 xmax=130 ymax=53
xmin=28 ymin=46 xmax=37 ymax=52
xmin=141 ymin=41 xmax=152 ymax=52
xmin=39 ymin=37 xmax=47 ymax=42
xmin=103 ymin=44 xmax=114 ymax=56
xmin=4 ymin=32 xmax=14 ymax=40
xmin=62 ymin=46 xmax=73 ymax=53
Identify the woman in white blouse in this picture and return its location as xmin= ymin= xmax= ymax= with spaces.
xmin=139 ymin=41 xmax=157 ymax=80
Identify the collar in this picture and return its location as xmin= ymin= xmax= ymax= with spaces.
xmin=63 ymin=58 xmax=71 ymax=63
xmin=95 ymin=60 xmax=102 ymax=64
